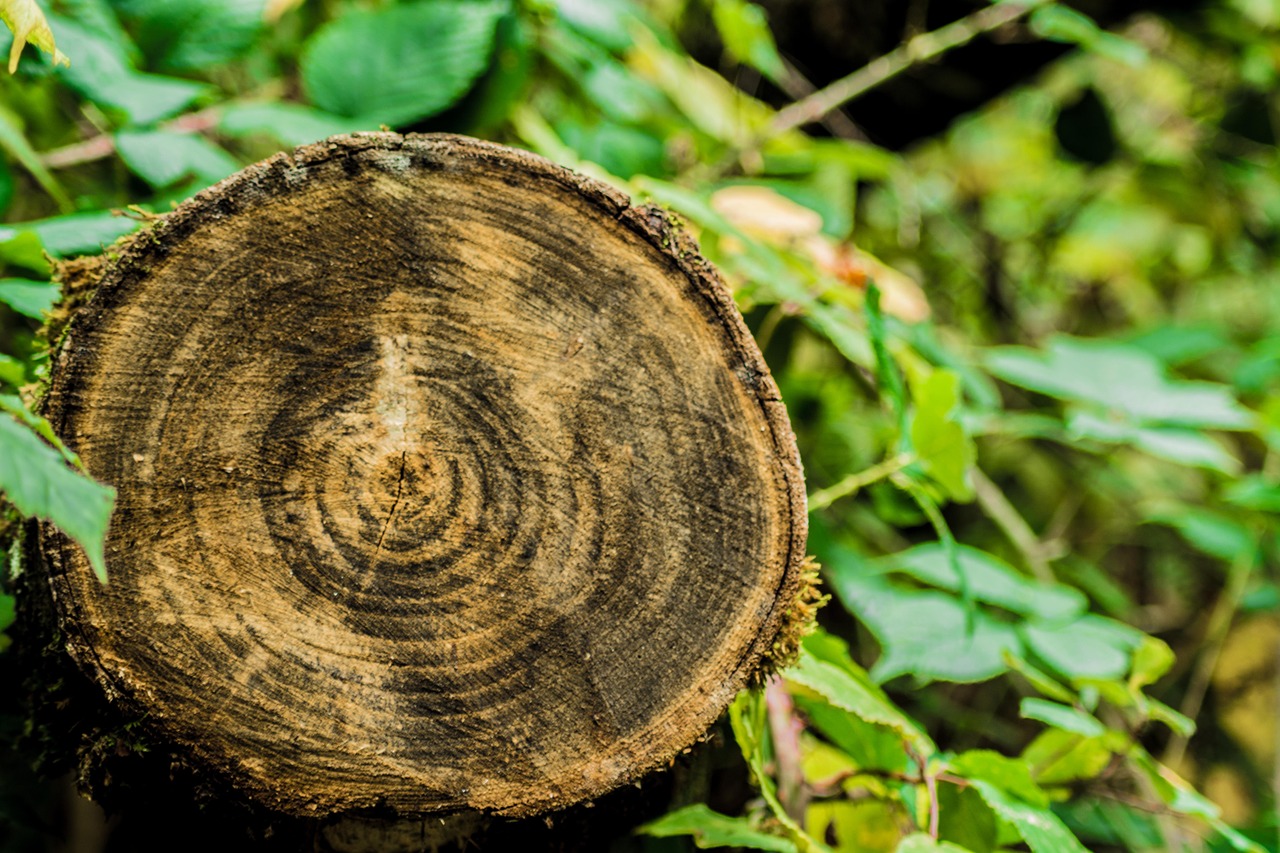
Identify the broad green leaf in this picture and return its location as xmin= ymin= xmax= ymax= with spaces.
xmin=1019 ymin=698 xmax=1105 ymax=738
xmin=1147 ymin=506 xmax=1255 ymax=562
xmin=1 ymin=0 xmax=68 ymax=71
xmin=219 ymin=103 xmax=355 ymax=147
xmin=301 ymin=1 xmax=507 ymax=126
xmin=882 ymin=544 xmax=1085 ymax=621
xmin=1022 ymin=730 xmax=1116 ymax=786
xmin=1129 ymin=636 xmax=1174 ymax=688
xmin=0 ymin=412 xmax=114 ymax=582
xmin=936 ymin=782 xmax=998 ymax=852
xmin=1020 ymin=616 xmax=1141 ymax=682
xmin=115 ymin=130 xmax=240 ymax=190
xmin=1224 ymin=475 xmax=1280 ymax=512
xmin=0 ymin=354 xmax=24 ymax=387
xmin=0 ymin=230 xmax=49 ymax=273
xmin=985 ymin=337 xmax=1254 ymax=430
xmin=792 ymin=693 xmax=908 ymax=774
xmin=1066 ymin=410 xmax=1241 ymax=473
xmin=48 ymin=15 xmax=207 ymax=125
xmin=896 ymin=833 xmax=972 ymax=853
xmin=949 ymin=750 xmax=1048 ymax=808
xmin=0 ymin=277 xmax=57 ymax=319
xmin=1145 ymin=696 xmax=1194 ymax=737
xmin=0 ymin=395 xmax=86 ymax=469
xmin=113 ymin=0 xmax=264 ymax=71
xmin=712 ymin=0 xmax=786 ymax=83
xmin=786 ymin=647 xmax=933 ymax=752
xmin=0 ymin=212 xmax=139 ymax=257
xmin=637 ymin=804 xmax=797 ymax=852
xmin=828 ymin=569 xmax=1021 ymax=684
xmin=551 ymin=0 xmax=651 ymax=53
xmin=908 ymin=369 xmax=976 ymax=502
xmin=807 ymin=800 xmax=905 ymax=852
xmin=969 ymin=779 xmax=1089 ymax=853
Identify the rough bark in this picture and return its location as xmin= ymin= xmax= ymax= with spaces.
xmin=36 ymin=133 xmax=808 ymax=820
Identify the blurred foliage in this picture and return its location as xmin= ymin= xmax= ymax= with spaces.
xmin=1 ymin=0 xmax=1279 ymax=851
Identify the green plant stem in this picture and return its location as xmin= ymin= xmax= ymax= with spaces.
xmin=808 ymin=453 xmax=913 ymax=511
xmin=1162 ymin=541 xmax=1256 ymax=768
xmin=768 ymin=2 xmax=1036 ymax=137
xmin=970 ymin=468 xmax=1056 ymax=582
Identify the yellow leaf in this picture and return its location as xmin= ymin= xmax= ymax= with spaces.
xmin=0 ymin=0 xmax=69 ymax=73
xmin=264 ymin=0 xmax=305 ymax=23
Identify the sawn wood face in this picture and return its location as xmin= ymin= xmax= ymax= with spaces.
xmin=40 ymin=133 xmax=807 ymax=817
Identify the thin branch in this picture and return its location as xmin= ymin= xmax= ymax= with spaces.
xmin=776 ymin=59 xmax=868 ymax=142
xmin=41 ymin=105 xmax=224 ymax=169
xmin=970 ymin=468 xmax=1057 ymax=582
xmin=770 ymin=2 xmax=1034 ymax=138
xmin=808 ymin=453 xmax=914 ymax=511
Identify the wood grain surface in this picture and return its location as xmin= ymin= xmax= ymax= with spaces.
xmin=39 ymin=133 xmax=807 ymax=817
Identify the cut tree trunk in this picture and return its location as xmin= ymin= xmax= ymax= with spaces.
xmin=37 ymin=133 xmax=808 ymax=821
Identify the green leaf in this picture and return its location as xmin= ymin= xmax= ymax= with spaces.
xmin=827 ymin=569 xmax=1021 ymax=684
xmin=882 ymin=544 xmax=1085 ymax=621
xmin=0 ymin=0 xmax=69 ymax=71
xmin=0 ymin=395 xmax=87 ymax=469
xmin=113 ymin=0 xmax=264 ymax=71
xmin=908 ymin=369 xmax=976 ymax=502
xmin=218 ymin=102 xmax=355 ymax=147
xmin=712 ymin=0 xmax=786 ymax=84
xmin=0 ymin=354 xmax=25 ymax=387
xmin=637 ymin=804 xmax=797 ymax=852
xmin=48 ymin=15 xmax=207 ymax=125
xmin=300 ymin=0 xmax=507 ymax=126
xmin=0 ymin=276 xmax=57 ymax=319
xmin=1020 ymin=616 xmax=1141 ymax=682
xmin=0 ymin=412 xmax=114 ymax=582
xmin=1147 ymin=506 xmax=1255 ymax=562
xmin=0 ymin=591 xmax=12 ymax=652
xmin=1067 ymin=411 xmax=1241 ymax=473
xmin=1129 ymin=636 xmax=1174 ymax=689
xmin=1145 ymin=696 xmax=1194 ymax=737
xmin=0 ymin=212 xmax=140 ymax=257
xmin=968 ymin=779 xmax=1089 ymax=853
xmin=115 ymin=130 xmax=240 ymax=190
xmin=1224 ymin=475 xmax=1280 ymax=512
xmin=936 ymin=782 xmax=998 ymax=852
xmin=1022 ymin=729 xmax=1116 ymax=786
xmin=985 ymin=337 xmax=1254 ymax=430
xmin=0 ymin=230 xmax=49 ymax=274
xmin=950 ymin=750 xmax=1048 ymax=808
xmin=1019 ymin=698 xmax=1105 ymax=738
xmin=786 ymin=646 xmax=933 ymax=752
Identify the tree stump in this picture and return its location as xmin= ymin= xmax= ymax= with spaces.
xmin=37 ymin=133 xmax=808 ymax=819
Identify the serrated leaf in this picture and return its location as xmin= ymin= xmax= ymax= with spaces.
xmin=0 ymin=276 xmax=57 ymax=319
xmin=1 ymin=0 xmax=68 ymax=71
xmin=786 ymin=647 xmax=933 ymax=752
xmin=985 ymin=337 xmax=1254 ymax=430
xmin=1020 ymin=698 xmax=1105 ymax=738
xmin=969 ymin=779 xmax=1089 ymax=853
xmin=115 ymin=130 xmax=239 ymax=190
xmin=637 ymin=804 xmax=797 ymax=852
xmin=882 ymin=543 xmax=1085 ymax=621
xmin=828 ymin=569 xmax=1021 ymax=684
xmin=908 ymin=369 xmax=976 ymax=502
xmin=712 ymin=0 xmax=786 ymax=84
xmin=219 ymin=102 xmax=354 ymax=147
xmin=301 ymin=0 xmax=506 ymax=126
xmin=0 ymin=412 xmax=114 ymax=582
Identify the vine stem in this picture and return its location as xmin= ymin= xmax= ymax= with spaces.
xmin=769 ymin=2 xmax=1036 ymax=137
xmin=807 ymin=453 xmax=914 ymax=511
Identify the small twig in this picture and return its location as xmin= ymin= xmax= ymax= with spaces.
xmin=775 ymin=59 xmax=868 ymax=142
xmin=905 ymin=745 xmax=940 ymax=839
xmin=970 ymin=468 xmax=1056 ymax=582
xmin=41 ymin=105 xmax=225 ymax=170
xmin=770 ymin=3 xmax=1034 ymax=137
xmin=808 ymin=453 xmax=914 ymax=511
xmin=764 ymin=675 xmax=808 ymax=822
